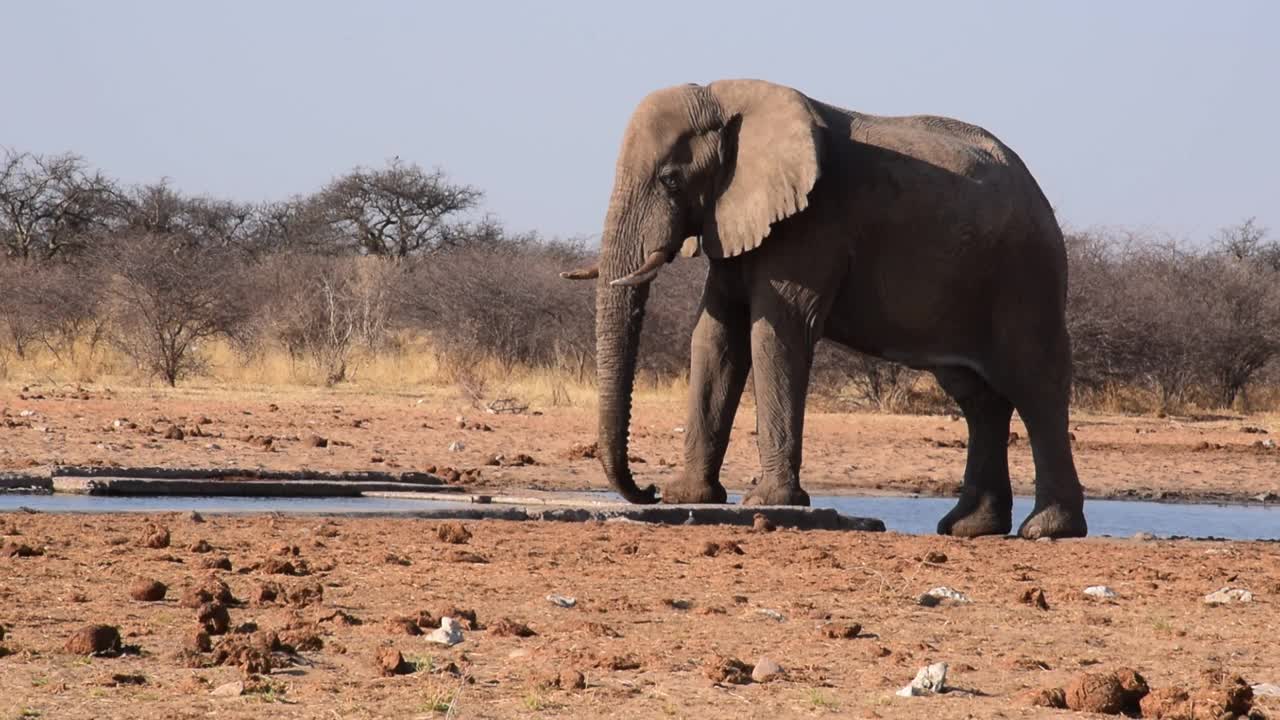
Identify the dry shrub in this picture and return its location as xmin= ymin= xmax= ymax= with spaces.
xmin=253 ymin=254 xmax=403 ymax=385
xmin=96 ymin=235 xmax=253 ymax=386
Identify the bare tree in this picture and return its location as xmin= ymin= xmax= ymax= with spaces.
xmin=314 ymin=158 xmax=483 ymax=257
xmin=98 ymin=235 xmax=251 ymax=385
xmin=0 ymin=149 xmax=118 ymax=260
xmin=1214 ymin=217 xmax=1280 ymax=271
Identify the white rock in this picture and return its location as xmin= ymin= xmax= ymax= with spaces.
xmin=210 ymin=680 xmax=244 ymax=697
xmin=1203 ymin=587 xmax=1253 ymax=605
xmin=1083 ymin=585 xmax=1118 ymax=599
xmin=896 ymin=662 xmax=948 ymax=697
xmin=918 ymin=586 xmax=971 ymax=606
xmin=755 ymin=608 xmax=786 ymax=622
xmin=1252 ymin=683 xmax=1280 ymax=697
xmin=426 ymin=616 xmax=464 ymax=646
xmin=546 ymin=594 xmax=576 ymax=608
xmin=1131 ymin=531 xmax=1156 ymax=542
xmin=448 ymin=441 xmax=466 ymax=452
xmin=752 ymin=656 xmax=784 ymax=683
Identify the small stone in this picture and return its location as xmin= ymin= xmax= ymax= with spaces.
xmin=918 ymin=586 xmax=971 ymax=606
xmin=436 ymin=522 xmax=471 ymax=544
xmin=706 ymin=656 xmax=751 ymax=685
xmin=259 ymin=557 xmax=298 ymax=575
xmin=752 ymin=513 xmax=776 ymax=532
xmin=140 ymin=523 xmax=170 ymax=549
xmin=555 ymin=666 xmax=586 ymax=686
xmin=820 ymin=622 xmax=861 ymax=639
xmin=1064 ymin=669 xmax=1148 ymax=714
xmin=1252 ymin=682 xmax=1280 ymax=697
xmin=164 ymin=425 xmax=185 ymax=440
xmin=65 ymin=625 xmax=122 ymax=656
xmin=129 ymin=579 xmax=167 ymax=602
xmin=200 ymin=556 xmax=232 ymax=571
xmin=375 ymin=646 xmax=409 ymax=676
xmin=181 ymin=577 xmax=234 ymax=607
xmin=210 ymin=680 xmax=244 ymax=697
xmin=386 ymin=616 xmax=423 ymax=636
xmin=923 ymin=550 xmax=948 ymax=564
xmin=488 ymin=618 xmax=534 ymax=638
xmin=197 ymin=602 xmax=231 ymax=635
xmin=448 ymin=441 xmax=465 ymax=452
xmin=546 ymin=594 xmax=576 ymax=608
xmin=897 ymin=662 xmax=948 ymax=697
xmin=1132 ymin=531 xmax=1156 ymax=541
xmin=1083 ymin=585 xmax=1118 ymax=600
xmin=1203 ymin=587 xmax=1254 ymax=605
xmin=189 ymin=511 xmax=205 ymax=523
xmin=755 ymin=608 xmax=786 ymax=622
xmin=426 ymin=617 xmax=465 ymax=646
xmin=189 ymin=539 xmax=212 ymax=553
xmin=751 ymin=656 xmax=784 ymax=683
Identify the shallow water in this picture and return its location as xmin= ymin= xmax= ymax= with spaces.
xmin=0 ymin=494 xmax=471 ymax=515
xmin=1 ymin=492 xmax=1276 ymax=540
xmin=812 ymin=496 xmax=1280 ymax=541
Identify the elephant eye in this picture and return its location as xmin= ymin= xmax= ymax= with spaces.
xmin=658 ymin=172 xmax=681 ymax=193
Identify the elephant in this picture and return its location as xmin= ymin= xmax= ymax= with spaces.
xmin=562 ymin=79 xmax=1087 ymax=539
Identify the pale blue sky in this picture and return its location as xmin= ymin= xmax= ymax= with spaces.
xmin=2 ymin=1 xmax=1275 ymax=243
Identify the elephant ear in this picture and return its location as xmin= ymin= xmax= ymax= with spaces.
xmin=702 ymin=80 xmax=824 ymax=259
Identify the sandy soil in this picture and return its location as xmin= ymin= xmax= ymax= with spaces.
xmin=1 ymin=383 xmax=1278 ymax=503
xmin=1 ymin=514 xmax=1277 ymax=719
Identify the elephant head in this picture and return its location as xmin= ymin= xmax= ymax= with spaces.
xmin=567 ymin=79 xmax=825 ymax=503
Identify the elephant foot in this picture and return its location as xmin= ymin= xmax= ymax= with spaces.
xmin=937 ymin=491 xmax=1012 ymax=538
xmin=1018 ymin=502 xmax=1088 ymax=539
xmin=661 ymin=475 xmax=728 ymax=505
xmin=741 ymin=482 xmax=810 ymax=507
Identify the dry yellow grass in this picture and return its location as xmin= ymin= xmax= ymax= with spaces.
xmin=3 ymin=333 xmax=1276 ymax=416
xmin=0 ymin=335 xmax=689 ymax=410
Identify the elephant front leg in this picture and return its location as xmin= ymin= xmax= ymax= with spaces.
xmin=741 ymin=312 xmax=815 ymax=507
xmin=662 ymin=295 xmax=751 ymax=504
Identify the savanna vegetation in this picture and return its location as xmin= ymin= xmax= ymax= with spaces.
xmin=2 ymin=148 xmax=1277 ymax=415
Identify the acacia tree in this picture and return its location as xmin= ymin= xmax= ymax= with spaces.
xmin=314 ymin=158 xmax=483 ymax=257
xmin=99 ymin=234 xmax=251 ymax=385
xmin=120 ymin=181 xmax=264 ymax=257
xmin=0 ymin=150 xmax=118 ymax=260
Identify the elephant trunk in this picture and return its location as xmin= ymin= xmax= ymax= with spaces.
xmin=595 ymin=194 xmax=659 ymax=504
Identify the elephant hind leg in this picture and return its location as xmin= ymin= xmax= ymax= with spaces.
xmin=988 ymin=324 xmax=1087 ymax=539
xmin=934 ymin=366 xmax=1014 ymax=537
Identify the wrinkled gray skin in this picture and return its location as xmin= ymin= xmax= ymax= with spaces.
xmin=566 ymin=79 xmax=1086 ymax=539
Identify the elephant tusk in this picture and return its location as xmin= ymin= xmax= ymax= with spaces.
xmin=609 ymin=250 xmax=668 ymax=287
xmin=559 ymin=264 xmax=599 ymax=280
